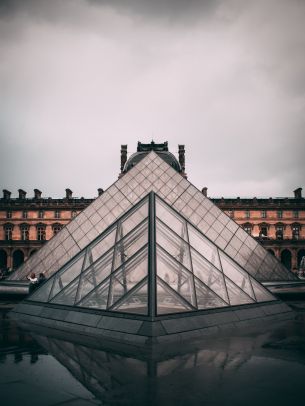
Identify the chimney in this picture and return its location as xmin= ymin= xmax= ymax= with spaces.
xmin=98 ymin=188 xmax=104 ymax=196
xmin=178 ymin=144 xmax=185 ymax=173
xmin=202 ymin=187 xmax=208 ymax=197
xmin=294 ymin=188 xmax=302 ymax=199
xmin=65 ymin=188 xmax=73 ymax=199
xmin=18 ymin=189 xmax=26 ymax=199
xmin=120 ymin=145 xmax=128 ymax=172
xmin=34 ymin=189 xmax=42 ymax=199
xmin=3 ymin=189 xmax=11 ymax=199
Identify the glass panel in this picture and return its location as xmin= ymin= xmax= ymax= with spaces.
xmin=49 ymin=254 xmax=85 ymax=300
xmin=51 ymin=277 xmax=79 ymax=305
xmin=194 ymin=278 xmax=227 ymax=309
xmin=113 ymin=220 xmax=148 ymax=270
xmin=156 ymin=197 xmax=188 ymax=241
xmin=78 ymin=278 xmax=110 ymax=310
xmin=83 ymin=227 xmax=116 ymax=270
xmin=157 ymin=278 xmax=193 ymax=315
xmin=156 ymin=246 xmax=196 ymax=307
xmin=191 ymin=248 xmax=229 ymax=303
xmin=225 ymin=277 xmax=254 ymax=305
xmin=112 ymin=279 xmax=148 ymax=315
xmin=156 ymin=220 xmax=191 ymax=271
xmin=187 ymin=224 xmax=221 ymax=269
xmin=108 ymin=247 xmax=148 ymax=307
xmin=75 ymin=249 xmax=114 ymax=303
xmin=251 ymin=278 xmax=275 ymax=302
xmin=118 ymin=198 xmax=148 ymax=239
xmin=28 ymin=278 xmax=54 ymax=302
xmin=220 ymin=253 xmax=254 ymax=299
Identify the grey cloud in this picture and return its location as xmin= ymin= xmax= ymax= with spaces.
xmin=0 ymin=0 xmax=304 ymax=198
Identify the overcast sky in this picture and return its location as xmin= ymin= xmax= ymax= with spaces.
xmin=0 ymin=0 xmax=304 ymax=199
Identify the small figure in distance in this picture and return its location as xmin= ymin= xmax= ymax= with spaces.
xmin=38 ymin=273 xmax=46 ymax=285
xmin=27 ymin=272 xmax=38 ymax=293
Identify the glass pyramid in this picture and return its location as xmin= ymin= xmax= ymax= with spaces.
xmin=29 ymin=193 xmax=276 ymax=316
xmin=10 ymin=151 xmax=296 ymax=283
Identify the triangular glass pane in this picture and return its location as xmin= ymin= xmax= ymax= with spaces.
xmin=51 ymin=277 xmax=79 ymax=305
xmin=157 ymin=278 xmax=193 ymax=315
xmin=187 ymin=224 xmax=221 ymax=269
xmin=108 ymin=247 xmax=148 ymax=308
xmin=225 ymin=277 xmax=254 ymax=305
xmin=156 ymin=219 xmax=192 ymax=271
xmin=156 ymin=197 xmax=188 ymax=241
xmin=113 ymin=220 xmax=148 ymax=271
xmin=118 ymin=198 xmax=148 ymax=239
xmin=251 ymin=278 xmax=275 ymax=302
xmin=83 ymin=227 xmax=116 ymax=270
xmin=191 ymin=248 xmax=229 ymax=303
xmin=156 ymin=246 xmax=196 ymax=307
xmin=78 ymin=278 xmax=110 ymax=310
xmin=49 ymin=254 xmax=85 ymax=300
xmin=194 ymin=277 xmax=227 ymax=309
xmin=112 ymin=279 xmax=148 ymax=315
xmin=76 ymin=248 xmax=114 ymax=303
xmin=220 ymin=253 xmax=254 ymax=299
xmin=28 ymin=278 xmax=54 ymax=302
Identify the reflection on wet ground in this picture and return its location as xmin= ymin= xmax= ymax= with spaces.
xmin=1 ymin=303 xmax=305 ymax=406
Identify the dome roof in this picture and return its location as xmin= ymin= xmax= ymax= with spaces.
xmin=124 ymin=150 xmax=181 ymax=173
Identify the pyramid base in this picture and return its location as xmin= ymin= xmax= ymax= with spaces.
xmin=10 ymin=300 xmax=295 ymax=352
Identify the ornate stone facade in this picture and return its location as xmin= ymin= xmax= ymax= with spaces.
xmin=0 ymin=189 xmax=94 ymax=272
xmin=211 ymin=187 xmax=305 ymax=273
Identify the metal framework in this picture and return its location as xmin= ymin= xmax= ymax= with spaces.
xmin=27 ymin=192 xmax=276 ymax=318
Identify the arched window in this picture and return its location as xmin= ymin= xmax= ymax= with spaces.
xmin=30 ymin=249 xmax=37 ymax=257
xmin=0 ymin=249 xmax=7 ymax=270
xmin=12 ymin=250 xmax=24 ymax=269
xmin=52 ymin=223 xmax=63 ymax=236
xmin=20 ymin=223 xmax=29 ymax=240
xmin=281 ymin=249 xmax=292 ymax=270
xmin=3 ymin=223 xmax=14 ymax=240
xmin=36 ymin=223 xmax=46 ymax=241
xmin=267 ymin=249 xmax=275 ymax=256
xmin=297 ymin=249 xmax=305 ymax=270
xmin=71 ymin=210 xmax=77 ymax=218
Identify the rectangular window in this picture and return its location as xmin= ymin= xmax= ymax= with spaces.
xmin=5 ymin=227 xmax=13 ymax=240
xmin=21 ymin=227 xmax=29 ymax=240
xmin=38 ymin=210 xmax=44 ymax=219
xmin=294 ymin=211 xmax=299 ymax=219
xmin=261 ymin=210 xmax=266 ymax=219
xmin=277 ymin=210 xmax=283 ymax=219
xmin=52 ymin=224 xmax=62 ymax=236
xmin=276 ymin=226 xmax=284 ymax=240
xmin=37 ymin=226 xmax=46 ymax=241
xmin=292 ymin=226 xmax=300 ymax=240
xmin=243 ymin=225 xmax=252 ymax=235
xmin=6 ymin=211 xmax=12 ymax=219
xmin=54 ymin=210 xmax=60 ymax=219
xmin=71 ymin=210 xmax=77 ymax=218
xmin=245 ymin=210 xmax=250 ymax=219
xmin=260 ymin=226 xmax=268 ymax=237
xmin=22 ymin=210 xmax=28 ymax=219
